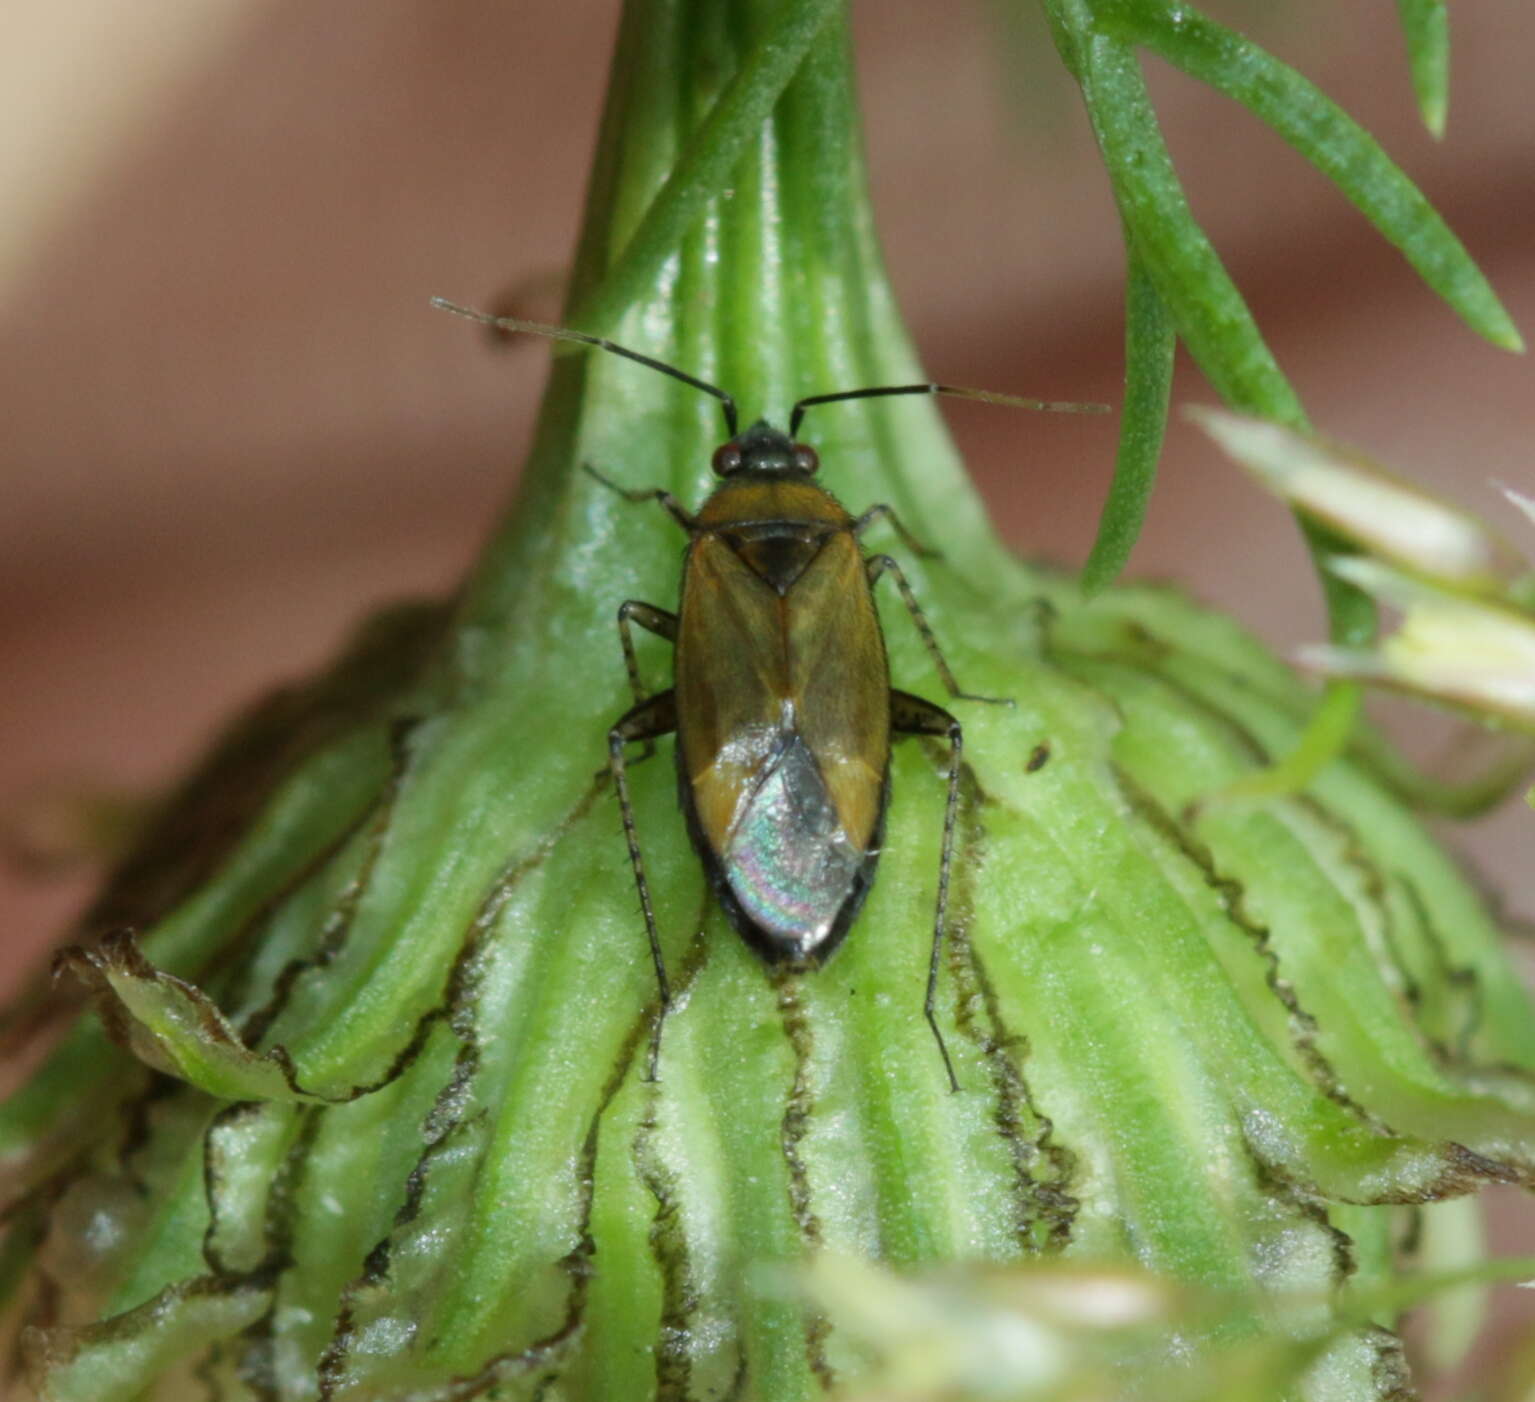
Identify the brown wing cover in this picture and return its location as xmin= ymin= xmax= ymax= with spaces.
xmin=783 ymin=532 xmax=889 ymax=850
xmin=675 ymin=535 xmax=786 ymax=851
xmin=675 ymin=527 xmax=890 ymax=954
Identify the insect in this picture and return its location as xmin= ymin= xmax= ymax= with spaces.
xmin=434 ymin=298 xmax=1099 ymax=1087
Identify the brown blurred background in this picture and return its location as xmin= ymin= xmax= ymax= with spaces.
xmin=0 ymin=0 xmax=1532 ymax=1351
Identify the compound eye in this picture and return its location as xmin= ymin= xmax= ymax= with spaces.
xmin=792 ymin=444 xmax=819 ymax=474
xmin=712 ymin=443 xmax=744 ymax=476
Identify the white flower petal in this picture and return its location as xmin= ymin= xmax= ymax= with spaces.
xmin=1190 ymin=408 xmax=1523 ymax=588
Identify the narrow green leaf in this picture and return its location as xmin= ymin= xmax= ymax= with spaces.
xmin=567 ymin=0 xmax=842 ymax=337
xmin=1395 ymin=0 xmax=1450 ymax=138
xmin=1357 ymin=731 xmax=1535 ymax=817
xmin=1068 ymin=32 xmax=1303 ymax=424
xmin=1081 ymin=250 xmax=1174 ymax=596
xmin=1058 ymin=28 xmax=1379 ymax=648
xmin=1193 ymin=679 xmax=1360 ymax=809
xmin=1048 ymin=15 xmax=1375 ymax=732
xmin=1097 ymin=1 xmax=1521 ymax=352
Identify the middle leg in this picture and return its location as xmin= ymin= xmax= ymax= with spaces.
xmin=616 ymin=600 xmax=677 ymax=709
xmin=891 ymin=688 xmax=966 ymax=1094
xmin=867 ymin=554 xmax=1012 ymax=706
xmin=853 ymin=502 xmax=940 ymax=559
xmin=584 ymin=463 xmax=696 ymax=532
xmin=609 ymin=688 xmax=680 ymax=1081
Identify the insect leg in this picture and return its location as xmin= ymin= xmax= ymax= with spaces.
xmin=891 ymin=688 xmax=964 ymax=1094
xmin=866 ymin=554 xmax=1012 ymax=705
xmin=616 ymin=601 xmax=678 ymax=709
xmin=852 ymin=502 xmax=940 ymax=559
xmin=609 ymin=689 xmax=680 ymax=1081
xmin=584 ymin=463 xmax=696 ymax=532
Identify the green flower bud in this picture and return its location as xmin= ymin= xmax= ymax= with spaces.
xmin=3 ymin=5 xmax=1533 ymax=1401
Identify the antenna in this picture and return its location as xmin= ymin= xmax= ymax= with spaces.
xmin=788 ymin=382 xmax=1109 ymax=438
xmin=431 ymin=297 xmax=739 ymax=437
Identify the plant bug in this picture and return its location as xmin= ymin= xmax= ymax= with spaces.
xmin=434 ymin=298 xmax=1102 ymax=1088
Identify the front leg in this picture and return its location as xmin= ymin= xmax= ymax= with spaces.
xmin=867 ymin=554 xmax=1012 ymax=706
xmin=853 ymin=502 xmax=940 ymax=559
xmin=585 ymin=463 xmax=696 ymax=532
xmin=891 ymin=688 xmax=965 ymax=1094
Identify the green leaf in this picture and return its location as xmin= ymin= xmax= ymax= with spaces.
xmin=1045 ymin=0 xmax=1515 ymax=657
xmin=1057 ymin=27 xmax=1304 ymax=424
xmin=1193 ymin=678 xmax=1361 ymax=809
xmin=1044 ymin=6 xmax=1396 ymax=654
xmin=1096 ymin=0 xmax=1521 ymax=353
xmin=1081 ymin=249 xmax=1175 ymax=596
xmin=1396 ymin=0 xmax=1451 ymax=138
xmin=1046 ymin=17 xmax=1376 ymax=644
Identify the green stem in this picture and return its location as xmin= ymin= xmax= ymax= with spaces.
xmin=567 ymin=0 xmax=843 ymax=340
